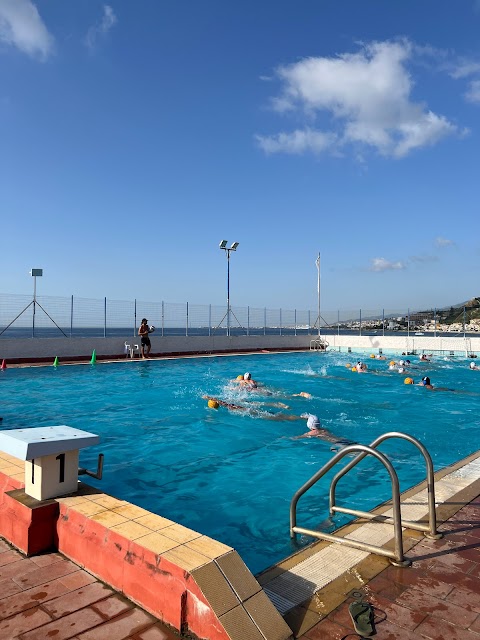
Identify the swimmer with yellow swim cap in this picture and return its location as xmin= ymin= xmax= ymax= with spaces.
xmin=404 ymin=377 xmax=414 ymax=385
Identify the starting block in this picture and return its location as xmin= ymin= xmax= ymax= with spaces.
xmin=0 ymin=426 xmax=100 ymax=501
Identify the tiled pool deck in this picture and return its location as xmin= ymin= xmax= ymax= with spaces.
xmin=0 ymin=486 xmax=479 ymax=638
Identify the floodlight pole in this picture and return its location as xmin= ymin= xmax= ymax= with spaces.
xmin=30 ymin=269 xmax=43 ymax=338
xmin=219 ymin=241 xmax=239 ymax=337
xmin=316 ymin=253 xmax=321 ymax=336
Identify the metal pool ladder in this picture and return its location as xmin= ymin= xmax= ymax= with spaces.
xmin=290 ymin=432 xmax=442 ymax=567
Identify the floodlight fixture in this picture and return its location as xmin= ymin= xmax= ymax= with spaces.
xmin=30 ymin=269 xmax=43 ymax=277
xmin=230 ymin=242 xmax=239 ymax=250
xmin=219 ymin=240 xmax=228 ymax=249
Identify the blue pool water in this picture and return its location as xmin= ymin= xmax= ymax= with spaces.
xmin=0 ymin=351 xmax=478 ymax=574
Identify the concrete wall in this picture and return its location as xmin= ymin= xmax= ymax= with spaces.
xmin=0 ymin=334 xmax=312 ymax=362
xmin=326 ymin=334 xmax=480 ymax=355
xmin=1 ymin=333 xmax=478 ymax=363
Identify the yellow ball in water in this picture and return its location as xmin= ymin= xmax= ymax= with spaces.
xmin=351 ymin=367 xmax=357 ymax=372
xmin=208 ymin=399 xmax=219 ymax=409
xmin=370 ymin=354 xmax=375 ymax=358
xmin=404 ymin=377 xmax=414 ymax=385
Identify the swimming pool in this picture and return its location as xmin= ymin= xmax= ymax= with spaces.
xmin=1 ymin=351 xmax=478 ymax=574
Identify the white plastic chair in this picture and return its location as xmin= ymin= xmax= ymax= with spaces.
xmin=124 ymin=341 xmax=140 ymax=358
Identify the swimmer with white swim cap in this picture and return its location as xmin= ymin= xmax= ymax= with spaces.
xmin=296 ymin=414 xmax=353 ymax=444
xmin=470 ymin=361 xmax=479 ymax=370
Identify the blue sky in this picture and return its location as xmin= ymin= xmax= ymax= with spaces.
xmin=1 ymin=0 xmax=479 ymax=316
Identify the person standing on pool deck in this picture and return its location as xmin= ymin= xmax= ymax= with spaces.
xmin=138 ymin=318 xmax=152 ymax=358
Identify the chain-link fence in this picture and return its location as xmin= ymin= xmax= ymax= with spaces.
xmin=0 ymin=293 xmax=479 ymax=338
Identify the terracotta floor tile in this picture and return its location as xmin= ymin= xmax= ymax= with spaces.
xmin=412 ymin=550 xmax=478 ymax=575
xmin=59 ymin=570 xmax=97 ymax=591
xmin=0 ymin=579 xmax=71 ymax=620
xmin=0 ymin=559 xmax=40 ymax=582
xmin=30 ymin=553 xmax=64 ymax=568
xmin=396 ymin=587 xmax=478 ymax=628
xmin=0 ymin=541 xmax=12 ymax=553
xmin=0 ymin=577 xmax=23 ymax=600
xmin=132 ymin=624 xmax=180 ymax=639
xmin=470 ymin=615 xmax=480 ymax=634
xmin=446 ymin=585 xmax=480 ymax=614
xmin=302 ymin=618 xmax=350 ymax=639
xmin=0 ymin=605 xmax=53 ymax=638
xmin=76 ymin=608 xmax=156 ymax=640
xmin=368 ymin=593 xmax=426 ymax=631
xmin=91 ymin=594 xmax=133 ymax=619
xmin=371 ymin=618 xmax=430 ymax=639
xmin=20 ymin=606 xmax=104 ymax=640
xmin=415 ymin=614 xmax=480 ymax=640
xmin=12 ymin=560 xmax=78 ymax=590
xmin=0 ymin=550 xmax=23 ymax=567
xmin=42 ymin=582 xmax=114 ymax=618
xmin=384 ymin=565 xmax=454 ymax=598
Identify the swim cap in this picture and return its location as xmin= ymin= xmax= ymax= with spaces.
xmin=236 ymin=375 xmax=244 ymax=381
xmin=399 ymin=360 xmax=405 ymax=366
xmin=307 ymin=414 xmax=320 ymax=430
xmin=351 ymin=367 xmax=357 ymax=372
xmin=370 ymin=354 xmax=375 ymax=358
xmin=422 ymin=376 xmax=431 ymax=386
xmin=404 ymin=377 xmax=414 ymax=385
xmin=470 ymin=362 xmax=476 ymax=369
xmin=244 ymin=372 xmax=251 ymax=380
xmin=398 ymin=367 xmax=405 ymax=373
xmin=390 ymin=361 xmax=396 ymax=366
xmin=208 ymin=399 xmax=219 ymax=409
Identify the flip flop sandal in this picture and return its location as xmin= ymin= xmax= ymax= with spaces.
xmin=348 ymin=600 xmax=375 ymax=637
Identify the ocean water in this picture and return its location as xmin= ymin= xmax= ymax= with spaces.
xmin=0 ymin=351 xmax=478 ymax=574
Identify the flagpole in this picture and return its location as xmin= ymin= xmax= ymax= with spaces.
xmin=316 ymin=253 xmax=321 ymax=336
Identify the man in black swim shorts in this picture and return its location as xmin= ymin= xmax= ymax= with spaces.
xmin=138 ymin=318 xmax=151 ymax=358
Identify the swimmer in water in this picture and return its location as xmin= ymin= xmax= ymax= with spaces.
xmin=203 ymin=396 xmax=299 ymax=420
xmin=234 ymin=372 xmax=258 ymax=389
xmin=292 ymin=391 xmax=312 ymax=398
xmin=419 ymin=354 xmax=431 ymax=362
xmin=469 ymin=361 xmax=479 ymax=370
xmin=295 ymin=414 xmax=354 ymax=445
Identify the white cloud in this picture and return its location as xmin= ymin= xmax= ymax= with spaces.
xmin=255 ymin=128 xmax=335 ymax=155
xmin=435 ymin=236 xmax=455 ymax=248
xmin=370 ymin=257 xmax=406 ymax=272
xmin=0 ymin=0 xmax=53 ymax=60
xmin=465 ymin=79 xmax=480 ymax=104
xmin=85 ymin=5 xmax=117 ymax=52
xmin=257 ymin=40 xmax=459 ymax=159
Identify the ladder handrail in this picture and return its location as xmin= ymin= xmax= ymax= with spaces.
xmin=329 ymin=432 xmax=438 ymax=537
xmin=290 ymin=444 xmax=406 ymax=564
